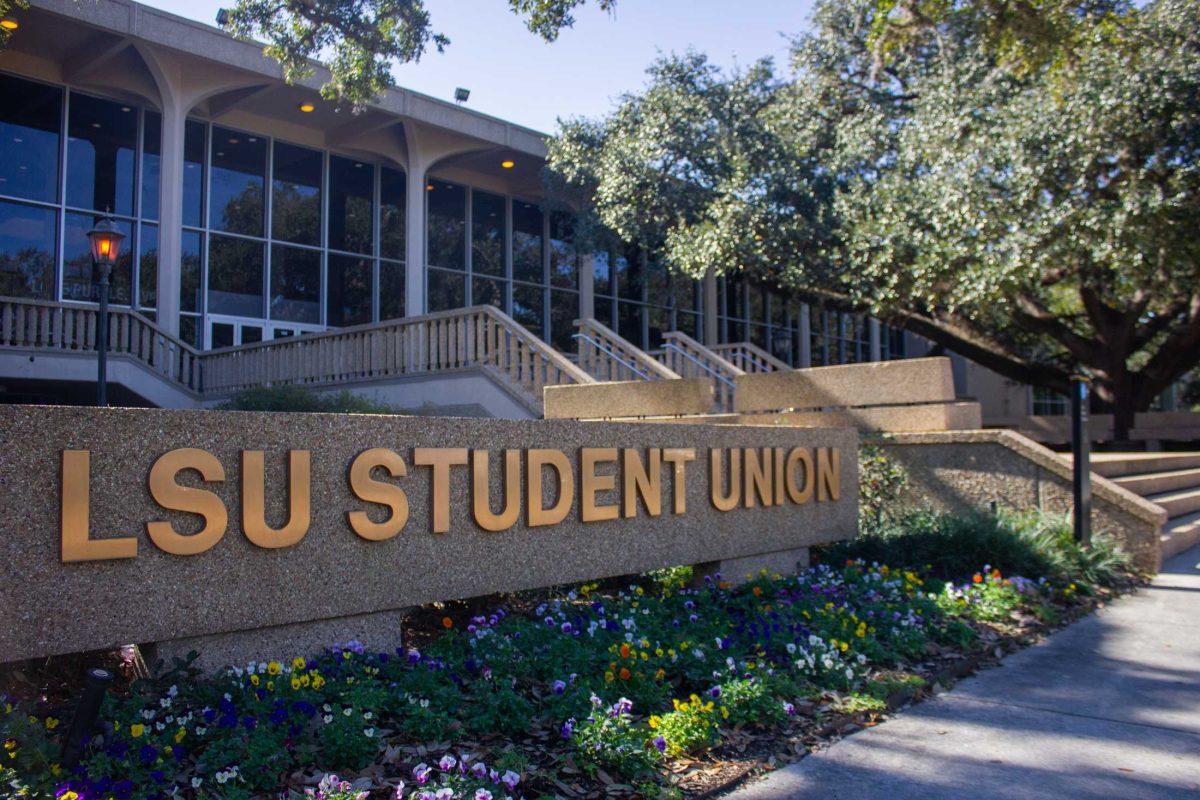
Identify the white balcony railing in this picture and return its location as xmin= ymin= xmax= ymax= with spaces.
xmin=710 ymin=341 xmax=792 ymax=374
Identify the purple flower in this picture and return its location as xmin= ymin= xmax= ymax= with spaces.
xmin=412 ymin=763 xmax=432 ymax=785
xmin=438 ymin=754 xmax=457 ymax=771
xmin=552 ymin=680 xmax=567 ymax=695
xmin=560 ymin=718 xmax=576 ymax=739
xmin=407 ymin=649 xmax=422 ymax=664
xmin=708 ymin=687 xmax=722 ymax=699
xmin=783 ymin=702 xmax=796 ymax=716
xmin=652 ymin=735 xmax=667 ymax=753
xmin=561 ymin=622 xmax=573 ymax=635
xmin=475 ymin=791 xmax=493 ymax=800
xmin=500 ymin=770 xmax=520 ymax=790
xmin=471 ymin=762 xmax=489 ymax=779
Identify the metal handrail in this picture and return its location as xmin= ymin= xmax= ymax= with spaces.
xmin=573 ymin=333 xmax=651 ymax=380
xmin=662 ymin=342 xmax=735 ymax=387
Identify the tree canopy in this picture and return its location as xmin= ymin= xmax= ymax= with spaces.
xmin=547 ymin=0 xmax=1200 ymax=436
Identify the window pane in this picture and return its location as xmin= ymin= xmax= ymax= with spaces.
xmin=67 ymin=93 xmax=137 ymax=215
xmin=242 ymin=325 xmax=263 ymax=344
xmin=724 ymin=318 xmax=744 ymax=344
xmin=181 ymin=230 xmax=201 ymax=313
xmin=648 ymin=306 xmax=670 ymax=350
xmin=270 ymin=244 xmax=321 ymax=323
xmin=677 ymin=310 xmax=698 ymax=340
xmin=139 ymin=223 xmax=157 ymax=310
xmin=141 ymin=111 xmax=161 ymax=221
xmin=472 ymin=276 xmax=506 ymax=309
xmin=183 ymin=120 xmax=206 ymax=228
xmin=428 ymin=267 xmax=465 ymax=312
xmin=512 ymin=200 xmax=543 ymax=284
xmin=210 ymin=127 xmax=266 ymax=236
xmin=550 ymin=288 xmax=578 ymax=352
xmin=471 ymin=190 xmax=505 ymax=276
xmin=748 ymin=285 xmax=765 ymax=325
xmin=62 ymin=212 xmax=133 ymax=305
xmin=593 ymin=251 xmax=613 ymax=297
xmin=0 ymin=200 xmax=56 ymax=299
xmin=208 ymin=234 xmax=264 ymax=317
xmin=549 ymin=211 xmax=577 ymax=289
xmin=380 ymin=167 xmax=405 ymax=260
xmin=512 ymin=283 xmax=544 ymax=338
xmin=328 ymin=155 xmax=373 ymax=254
xmin=619 ymin=249 xmax=642 ymax=301
xmin=0 ymin=75 xmax=62 ymax=204
xmin=327 ymin=253 xmax=372 ymax=326
xmin=427 ymin=181 xmax=465 ymax=269
xmin=380 ymin=259 xmax=406 ymax=320
xmin=593 ymin=296 xmax=615 ymax=330
xmin=723 ymin=277 xmax=744 ymax=320
xmin=180 ymin=314 xmax=201 ymax=348
xmin=272 ymin=142 xmax=322 ymax=246
xmin=211 ymin=322 xmax=234 ymax=348
xmin=618 ymin=301 xmax=642 ymax=346
xmin=645 ymin=261 xmax=670 ymax=306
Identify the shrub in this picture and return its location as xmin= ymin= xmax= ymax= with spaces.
xmin=858 ymin=445 xmax=909 ymax=530
xmin=648 ymin=694 xmax=719 ymax=757
xmin=217 ymin=385 xmax=397 ymax=414
xmin=568 ymin=695 xmax=660 ymax=779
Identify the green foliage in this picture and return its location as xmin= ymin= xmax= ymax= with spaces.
xmin=858 ymin=445 xmax=909 ymax=529
xmin=647 ymin=694 xmax=719 ymax=757
xmin=217 ymin=385 xmax=398 ymax=414
xmin=569 ymin=696 xmax=660 ymax=779
xmin=645 ymin=565 xmax=693 ymax=595
xmin=715 ymin=678 xmax=783 ymax=728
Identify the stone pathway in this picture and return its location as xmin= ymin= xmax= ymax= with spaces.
xmin=724 ymin=545 xmax=1200 ymax=800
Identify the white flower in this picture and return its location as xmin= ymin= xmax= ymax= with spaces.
xmin=191 ymin=777 xmax=202 ymax=788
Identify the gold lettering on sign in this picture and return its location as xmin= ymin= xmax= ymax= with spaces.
xmin=413 ymin=448 xmax=469 ymax=533
xmin=817 ymin=447 xmax=841 ymax=501
xmin=242 ymin=450 xmax=311 ymax=548
xmin=472 ymin=449 xmax=522 ymax=532
xmin=744 ymin=447 xmax=773 ymax=508
xmin=581 ymin=447 xmax=620 ymax=522
xmin=147 ymin=448 xmax=228 ymax=555
xmin=347 ymin=448 xmax=409 ymax=541
xmin=773 ymin=448 xmax=786 ymax=506
xmin=785 ymin=447 xmax=814 ymax=505
xmin=622 ymin=448 xmax=662 ymax=518
xmin=710 ymin=448 xmax=741 ymax=511
xmin=60 ymin=450 xmax=138 ymax=562
xmin=662 ymin=448 xmax=696 ymax=514
xmin=527 ymin=449 xmax=573 ymax=527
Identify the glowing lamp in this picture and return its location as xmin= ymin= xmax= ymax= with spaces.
xmin=86 ymin=217 xmax=125 ymax=269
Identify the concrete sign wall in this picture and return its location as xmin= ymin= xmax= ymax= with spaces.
xmin=0 ymin=406 xmax=857 ymax=663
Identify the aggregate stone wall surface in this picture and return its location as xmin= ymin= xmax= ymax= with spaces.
xmin=0 ymin=406 xmax=857 ymax=662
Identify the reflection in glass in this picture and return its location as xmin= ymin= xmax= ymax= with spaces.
xmin=472 ymin=190 xmax=505 ymax=276
xmin=619 ymin=248 xmax=641 ymax=301
xmin=549 ymin=212 xmax=577 ymax=289
xmin=67 ymin=93 xmax=137 ymax=215
xmin=550 ymin=289 xmax=577 ymax=352
xmin=645 ymin=261 xmax=671 ymax=306
xmin=208 ymin=234 xmax=264 ymax=317
xmin=210 ymin=127 xmax=266 ymax=236
xmin=427 ymin=182 xmax=465 ymax=270
xmin=211 ymin=322 xmax=234 ymax=348
xmin=270 ymin=245 xmax=321 ymax=323
xmin=380 ymin=259 xmax=406 ymax=320
xmin=0 ymin=200 xmax=56 ymax=299
xmin=183 ymin=120 xmax=206 ymax=228
xmin=180 ymin=230 xmax=202 ymax=313
xmin=328 ymin=156 xmax=373 ymax=254
xmin=648 ymin=306 xmax=671 ymax=350
xmin=0 ymin=75 xmax=62 ymax=204
xmin=677 ymin=310 xmax=699 ymax=340
xmin=512 ymin=283 xmax=544 ymax=338
xmin=141 ymin=111 xmax=161 ymax=221
xmin=428 ymin=268 xmax=465 ymax=311
xmin=472 ymin=276 xmax=505 ymax=309
xmin=380 ymin=167 xmax=405 ymax=260
xmin=618 ymin=302 xmax=643 ymax=347
xmin=593 ymin=251 xmax=613 ymax=297
xmin=327 ymin=253 xmax=372 ymax=326
xmin=512 ymin=200 xmax=543 ymax=283
xmin=180 ymin=315 xmax=200 ymax=348
xmin=272 ymin=142 xmax=322 ymax=246
xmin=139 ymin=223 xmax=157 ymax=310
xmin=62 ymin=213 xmax=133 ymax=304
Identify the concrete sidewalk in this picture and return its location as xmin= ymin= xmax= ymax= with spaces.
xmin=726 ymin=545 xmax=1200 ymax=800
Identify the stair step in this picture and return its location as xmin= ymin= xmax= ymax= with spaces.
xmin=1161 ymin=510 xmax=1200 ymax=561
xmin=1077 ymin=451 xmax=1200 ymax=479
xmin=1148 ymin=487 xmax=1200 ymax=519
xmin=1113 ymin=467 xmax=1200 ymax=497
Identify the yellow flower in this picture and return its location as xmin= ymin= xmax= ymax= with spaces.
xmin=267 ymin=661 xmax=282 ymax=676
xmin=44 ymin=717 xmax=59 ymax=730
xmin=655 ymin=648 xmax=664 ymax=657
xmin=604 ymin=671 xmax=615 ymax=683
xmin=300 ymin=674 xmax=311 ymax=687
xmin=291 ymin=657 xmax=307 ymax=671
xmin=311 ymin=674 xmax=326 ymax=690
xmin=50 ymin=763 xmax=61 ymax=776
xmin=291 ymin=677 xmax=302 ymax=691
xmin=59 ymin=792 xmax=78 ymax=800
xmin=839 ymin=642 xmax=849 ymax=652
xmin=174 ymin=728 xmax=186 ymax=743
xmin=648 ymin=715 xmax=660 ymax=729
xmin=266 ymin=681 xmax=274 ymax=692
xmin=635 ymin=586 xmax=644 ymax=596
xmin=640 ymin=652 xmax=648 ymax=661
xmin=721 ymin=707 xmax=729 ymax=720
xmin=250 ymin=674 xmax=260 ymax=686
xmin=130 ymin=723 xmax=145 ymax=739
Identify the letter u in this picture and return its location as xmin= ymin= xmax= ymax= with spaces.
xmin=242 ymin=450 xmax=311 ymax=548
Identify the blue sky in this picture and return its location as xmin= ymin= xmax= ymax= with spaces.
xmin=145 ymin=0 xmax=816 ymax=133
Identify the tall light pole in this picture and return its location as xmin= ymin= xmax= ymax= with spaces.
xmin=86 ymin=216 xmax=125 ymax=407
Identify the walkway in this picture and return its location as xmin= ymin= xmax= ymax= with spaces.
xmin=726 ymin=545 xmax=1200 ymax=800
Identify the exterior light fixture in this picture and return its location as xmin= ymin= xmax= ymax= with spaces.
xmin=501 ymin=160 xmax=515 ymax=169
xmin=86 ymin=215 xmax=126 ymax=407
xmin=0 ymin=18 xmax=18 ymax=30
xmin=60 ymin=668 xmax=113 ymax=768
xmin=298 ymin=102 xmax=315 ymax=113
xmin=454 ymin=87 xmax=470 ymax=104
xmin=426 ymin=183 xmax=434 ymax=191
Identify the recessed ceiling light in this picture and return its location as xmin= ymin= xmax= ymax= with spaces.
xmin=501 ymin=160 xmax=515 ymax=169
xmin=0 ymin=19 xmax=18 ymax=31
xmin=298 ymin=103 xmax=315 ymax=113
xmin=91 ymin=122 xmax=101 ymax=129
xmin=120 ymin=106 xmax=131 ymax=112
xmin=228 ymin=137 xmax=239 ymax=144
xmin=12 ymin=137 xmax=22 ymax=143
xmin=355 ymin=162 xmax=364 ymax=168
xmin=216 ymin=151 xmax=225 ymax=157
xmin=248 ymin=137 xmax=257 ymax=142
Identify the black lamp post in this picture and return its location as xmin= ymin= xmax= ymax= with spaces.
xmin=86 ymin=216 xmax=125 ymax=407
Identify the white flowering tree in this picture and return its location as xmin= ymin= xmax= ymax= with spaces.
xmin=547 ymin=0 xmax=1200 ymax=439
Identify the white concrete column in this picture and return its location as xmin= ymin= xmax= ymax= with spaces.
xmin=404 ymin=159 xmax=428 ymax=316
xmin=798 ymin=303 xmax=812 ymax=368
xmin=869 ymin=317 xmax=883 ymax=362
xmin=579 ymin=252 xmax=595 ymax=321
xmin=155 ymin=96 xmax=185 ymax=337
xmin=703 ymin=267 xmax=719 ymax=346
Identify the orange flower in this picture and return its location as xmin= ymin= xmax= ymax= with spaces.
xmin=752 ymin=586 xmax=762 ymax=597
xmin=619 ymin=643 xmax=631 ymax=659
xmin=991 ymin=569 xmax=1002 ymax=580
xmin=619 ymin=667 xmax=631 ymax=681
xmin=972 ymin=573 xmax=983 ymax=584
xmin=441 ymin=616 xmax=453 ymax=629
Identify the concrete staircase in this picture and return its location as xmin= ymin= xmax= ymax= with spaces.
xmin=1089 ymin=452 xmax=1200 ymax=560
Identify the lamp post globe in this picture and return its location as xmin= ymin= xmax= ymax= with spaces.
xmin=85 ymin=216 xmax=125 ymax=407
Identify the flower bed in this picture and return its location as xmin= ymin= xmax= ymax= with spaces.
xmin=2 ymin=519 xmax=1136 ymax=800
